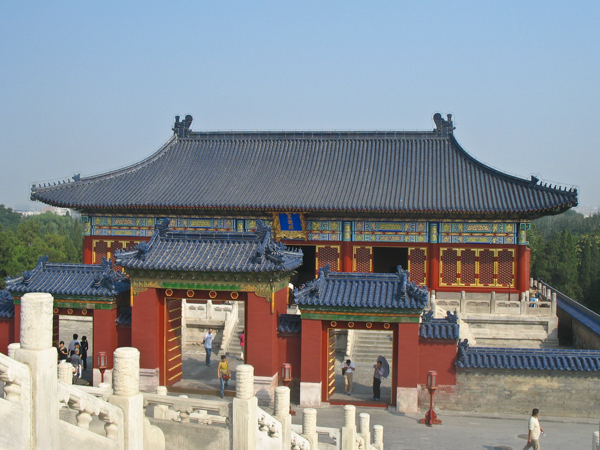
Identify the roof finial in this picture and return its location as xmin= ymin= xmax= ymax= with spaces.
xmin=433 ymin=113 xmax=455 ymax=137
xmin=173 ymin=115 xmax=193 ymax=138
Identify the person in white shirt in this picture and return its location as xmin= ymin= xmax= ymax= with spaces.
xmin=341 ymin=358 xmax=356 ymax=395
xmin=204 ymin=328 xmax=214 ymax=366
xmin=522 ymin=408 xmax=544 ymax=450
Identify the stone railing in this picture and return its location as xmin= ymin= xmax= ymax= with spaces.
xmin=144 ymin=387 xmax=230 ymax=425
xmin=256 ymin=406 xmax=283 ymax=448
xmin=432 ymin=289 xmax=555 ymax=317
xmin=291 ymin=423 xmax=340 ymax=449
xmin=220 ymin=301 xmax=239 ymax=356
xmin=57 ymin=380 xmax=125 ymax=446
xmin=0 ymin=352 xmax=32 ymax=449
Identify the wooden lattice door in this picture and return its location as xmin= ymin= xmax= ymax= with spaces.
xmin=326 ymin=328 xmax=336 ymax=400
xmin=164 ymin=298 xmax=183 ymax=385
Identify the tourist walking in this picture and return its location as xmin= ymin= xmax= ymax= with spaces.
xmin=70 ymin=348 xmax=82 ymax=384
xmin=57 ymin=341 xmax=68 ymax=362
xmin=80 ymin=336 xmax=89 ymax=370
xmin=372 ymin=360 xmax=384 ymax=401
xmin=522 ymin=408 xmax=544 ymax=450
xmin=217 ymin=355 xmax=231 ymax=398
xmin=239 ymin=330 xmax=245 ymax=361
xmin=341 ymin=358 xmax=355 ymax=395
xmin=68 ymin=334 xmax=80 ymax=356
xmin=204 ymin=328 xmax=214 ymax=366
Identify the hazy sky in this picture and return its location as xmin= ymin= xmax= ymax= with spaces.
xmin=2 ymin=1 xmax=599 ymax=211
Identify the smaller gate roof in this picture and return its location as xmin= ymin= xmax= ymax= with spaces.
xmin=115 ymin=219 xmax=303 ymax=273
xmin=0 ymin=290 xmax=14 ymax=318
xmin=294 ymin=265 xmax=428 ymax=310
xmin=6 ymin=256 xmax=130 ymax=298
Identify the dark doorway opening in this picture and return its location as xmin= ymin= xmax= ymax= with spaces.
xmin=373 ymin=247 xmax=408 ymax=274
xmin=288 ymin=245 xmax=316 ymax=287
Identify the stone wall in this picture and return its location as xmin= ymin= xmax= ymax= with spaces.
xmin=421 ymin=368 xmax=600 ymax=418
xmin=572 ymin=319 xmax=600 ymax=350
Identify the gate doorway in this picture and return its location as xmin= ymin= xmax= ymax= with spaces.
xmin=373 ymin=247 xmax=408 ymax=274
xmin=169 ymin=297 xmax=246 ymax=396
xmin=325 ymin=326 xmax=395 ymax=406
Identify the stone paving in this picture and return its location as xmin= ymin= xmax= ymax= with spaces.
xmin=287 ymin=406 xmax=597 ymax=449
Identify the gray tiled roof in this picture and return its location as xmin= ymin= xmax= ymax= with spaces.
xmin=6 ymin=256 xmax=129 ymax=298
xmin=456 ymin=346 xmax=600 ymax=371
xmin=115 ymin=219 xmax=303 ymax=273
xmin=30 ymin=125 xmax=577 ymax=218
xmin=277 ymin=314 xmax=301 ymax=333
xmin=0 ymin=290 xmax=14 ymax=318
xmin=294 ymin=266 xmax=428 ymax=310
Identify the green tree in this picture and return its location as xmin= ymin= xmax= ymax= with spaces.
xmin=0 ymin=205 xmax=21 ymax=230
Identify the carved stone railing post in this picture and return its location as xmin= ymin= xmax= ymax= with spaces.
xmin=342 ymin=404 xmax=357 ymax=449
xmin=14 ymin=292 xmax=60 ymax=449
xmin=58 ymin=361 xmax=72 ymax=385
xmin=206 ymin=300 xmax=213 ymax=320
xmin=153 ymin=386 xmax=170 ymax=419
xmin=301 ymin=407 xmax=318 ymax=449
xmin=274 ymin=386 xmax=292 ymax=449
xmin=373 ymin=424 xmax=384 ymax=450
xmin=359 ymin=413 xmax=371 ymax=449
xmin=520 ymin=295 xmax=527 ymax=315
xmin=551 ymin=292 xmax=557 ymax=316
xmin=490 ymin=291 xmax=496 ymax=314
xmin=109 ymin=347 xmax=144 ymax=449
xmin=7 ymin=342 xmax=20 ymax=358
xmin=233 ymin=364 xmax=257 ymax=450
xmin=460 ymin=291 xmax=466 ymax=313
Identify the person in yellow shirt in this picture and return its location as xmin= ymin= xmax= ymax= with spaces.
xmin=217 ymin=355 xmax=231 ymax=398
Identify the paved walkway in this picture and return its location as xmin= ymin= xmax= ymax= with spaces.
xmin=285 ymin=406 xmax=597 ymax=449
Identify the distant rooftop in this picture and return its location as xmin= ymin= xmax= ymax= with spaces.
xmin=31 ymin=114 xmax=577 ymax=219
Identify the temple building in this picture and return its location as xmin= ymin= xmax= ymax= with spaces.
xmin=30 ymin=113 xmax=577 ymax=297
xmin=17 ymin=113 xmax=578 ymax=410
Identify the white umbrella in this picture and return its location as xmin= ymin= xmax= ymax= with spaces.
xmin=377 ymin=355 xmax=390 ymax=378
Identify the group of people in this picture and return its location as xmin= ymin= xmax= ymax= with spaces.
xmin=57 ymin=333 xmax=88 ymax=384
xmin=340 ymin=358 xmax=386 ymax=401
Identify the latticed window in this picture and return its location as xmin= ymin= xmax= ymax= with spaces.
xmin=441 ymin=249 xmax=458 ymax=285
xmin=93 ymin=241 xmax=108 ymax=265
xmin=497 ymin=249 xmax=514 ymax=286
xmin=460 ymin=249 xmax=476 ymax=285
xmin=478 ymin=249 xmax=495 ymax=285
xmin=408 ymin=248 xmax=426 ymax=285
xmin=316 ymin=246 xmax=340 ymax=273
xmin=354 ymin=247 xmax=372 ymax=272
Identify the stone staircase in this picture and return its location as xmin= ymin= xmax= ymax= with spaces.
xmin=225 ymin=301 xmax=245 ymax=359
xmin=349 ymin=330 xmax=394 ymax=369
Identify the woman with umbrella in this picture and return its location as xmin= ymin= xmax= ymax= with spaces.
xmin=372 ymin=356 xmax=389 ymax=401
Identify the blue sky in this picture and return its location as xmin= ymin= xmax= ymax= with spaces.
xmin=1 ymin=1 xmax=599 ymax=211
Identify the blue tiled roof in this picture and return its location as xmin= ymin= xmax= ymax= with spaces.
xmin=456 ymin=346 xmax=600 ymax=371
xmin=0 ymin=290 xmax=14 ymax=318
xmin=116 ymin=306 xmax=132 ymax=325
xmin=115 ymin=219 xmax=302 ymax=273
xmin=30 ymin=119 xmax=577 ymax=219
xmin=420 ymin=321 xmax=459 ymax=339
xmin=294 ymin=265 xmax=428 ymax=310
xmin=6 ymin=256 xmax=130 ymax=297
xmin=278 ymin=314 xmax=301 ymax=333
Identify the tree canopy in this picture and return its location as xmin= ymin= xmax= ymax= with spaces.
xmin=529 ymin=210 xmax=600 ymax=312
xmin=0 ymin=207 xmax=82 ymax=288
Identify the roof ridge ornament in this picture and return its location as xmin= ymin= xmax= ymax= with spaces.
xmin=156 ymin=218 xmax=170 ymax=237
xmin=173 ymin=115 xmax=193 ymax=138
xmin=433 ymin=113 xmax=455 ymax=137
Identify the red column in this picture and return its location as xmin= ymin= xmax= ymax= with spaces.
xmin=428 ymin=244 xmax=440 ymax=291
xmin=395 ymin=322 xmax=420 ymax=388
xmin=132 ymin=288 xmax=164 ymax=374
xmin=83 ymin=236 xmax=94 ymax=264
xmin=342 ymin=242 xmax=353 ymax=272
xmin=517 ymin=245 xmax=531 ymax=293
xmin=93 ymin=308 xmax=119 ymax=369
xmin=13 ymin=303 xmax=21 ymax=343
xmin=246 ymin=291 xmax=279 ymax=377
